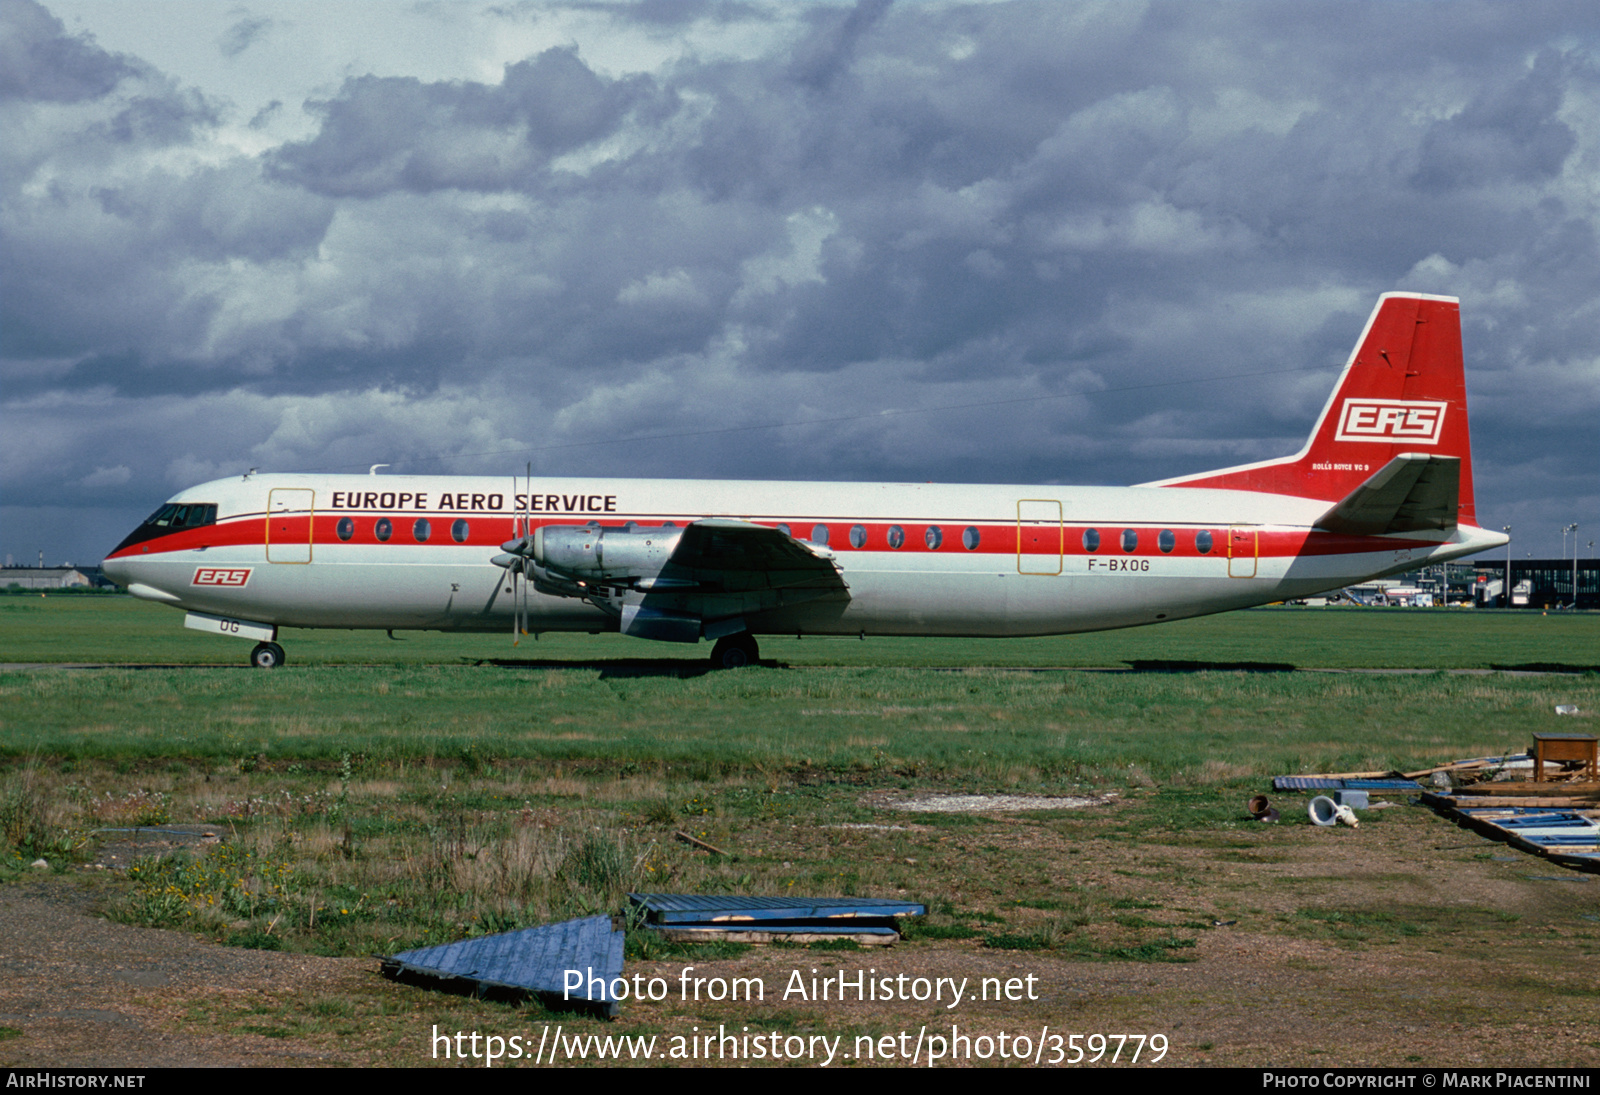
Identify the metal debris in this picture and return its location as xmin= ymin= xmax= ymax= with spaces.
xmin=1440 ymin=806 xmax=1600 ymax=872
xmin=382 ymin=914 xmax=626 ymax=1016
xmin=629 ymin=892 xmax=925 ymax=945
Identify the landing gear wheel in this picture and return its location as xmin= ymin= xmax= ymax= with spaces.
xmin=709 ymin=633 xmax=759 ymax=670
xmin=250 ymin=641 xmax=286 ymax=669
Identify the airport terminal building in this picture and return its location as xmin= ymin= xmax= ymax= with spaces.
xmin=1470 ymin=558 xmax=1600 ymax=610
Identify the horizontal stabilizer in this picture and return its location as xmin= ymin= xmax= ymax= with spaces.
xmin=1314 ymin=454 xmax=1460 ymax=536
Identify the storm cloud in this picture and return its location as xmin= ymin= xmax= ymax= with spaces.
xmin=2 ymin=0 xmax=1596 ymax=564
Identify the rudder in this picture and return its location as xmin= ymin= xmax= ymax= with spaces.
xmin=1149 ymin=293 xmax=1478 ymax=525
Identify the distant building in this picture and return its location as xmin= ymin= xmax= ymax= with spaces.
xmin=1 ymin=566 xmax=97 ymax=590
xmin=1471 ymin=558 xmax=1600 ymax=610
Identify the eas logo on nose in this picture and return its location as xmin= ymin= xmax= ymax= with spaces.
xmin=193 ymin=567 xmax=252 ymax=587
xmin=1335 ymin=399 xmax=1447 ymax=444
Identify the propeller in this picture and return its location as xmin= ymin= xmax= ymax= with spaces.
xmin=512 ymin=464 xmax=527 ymax=646
xmin=520 ymin=463 xmax=530 ymax=643
xmin=492 ymin=465 xmax=535 ymax=647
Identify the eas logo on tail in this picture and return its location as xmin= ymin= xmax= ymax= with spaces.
xmin=1335 ymin=399 xmax=1447 ymax=444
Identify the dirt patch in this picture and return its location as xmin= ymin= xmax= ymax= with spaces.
xmin=0 ymin=878 xmax=363 ymax=1067
xmin=872 ymin=792 xmax=1114 ymax=813
xmin=6 ymin=793 xmax=1600 ymax=1068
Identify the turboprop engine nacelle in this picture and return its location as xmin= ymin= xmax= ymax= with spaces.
xmin=531 ymin=525 xmax=686 ymax=582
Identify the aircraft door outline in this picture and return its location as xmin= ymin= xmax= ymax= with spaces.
xmin=1017 ymin=499 xmax=1063 ymax=575
xmin=1227 ymin=525 xmax=1258 ymax=578
xmin=267 ymin=488 xmax=315 ymax=564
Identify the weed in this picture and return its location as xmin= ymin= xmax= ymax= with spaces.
xmin=0 ymin=765 xmax=52 ymax=854
xmin=85 ymin=789 xmax=170 ymax=826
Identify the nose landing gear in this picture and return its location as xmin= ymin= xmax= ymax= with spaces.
xmin=250 ymin=641 xmax=286 ymax=669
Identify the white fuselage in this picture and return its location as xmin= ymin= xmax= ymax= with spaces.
xmin=103 ymin=472 xmax=1505 ymax=639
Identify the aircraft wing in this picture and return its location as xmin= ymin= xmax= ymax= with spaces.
xmin=1313 ymin=454 xmax=1460 ymax=536
xmin=658 ymin=519 xmax=848 ymax=595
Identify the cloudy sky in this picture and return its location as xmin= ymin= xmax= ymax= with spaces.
xmin=3 ymin=0 xmax=1597 ymax=566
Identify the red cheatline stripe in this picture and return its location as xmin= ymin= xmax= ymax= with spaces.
xmin=108 ymin=514 xmax=1434 ymax=562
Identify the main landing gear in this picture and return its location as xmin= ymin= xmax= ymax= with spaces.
xmin=709 ymin=632 xmax=760 ymax=670
xmin=250 ymin=641 xmax=286 ymax=669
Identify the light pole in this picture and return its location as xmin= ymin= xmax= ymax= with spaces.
xmin=1568 ymin=525 xmax=1580 ymax=611
xmin=1571 ymin=524 xmax=1580 ymax=610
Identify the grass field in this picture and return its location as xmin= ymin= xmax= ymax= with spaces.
xmin=4 ymin=592 xmax=1598 ymax=669
xmin=2 ymin=596 xmax=1598 ymax=1067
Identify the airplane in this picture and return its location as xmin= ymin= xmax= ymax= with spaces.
xmin=102 ymin=292 xmax=1508 ymax=670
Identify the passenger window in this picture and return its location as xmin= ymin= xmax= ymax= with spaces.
xmin=850 ymin=524 xmax=867 ymax=549
xmin=811 ymin=524 xmax=829 ymax=546
xmin=413 ymin=518 xmax=431 ymax=543
xmin=925 ymin=525 xmax=943 ymax=550
xmin=375 ymin=518 xmax=392 ymax=542
xmin=1196 ymin=530 xmax=1214 ymax=555
xmin=963 ymin=526 xmax=980 ymax=550
xmin=888 ymin=525 xmax=905 ymax=549
xmin=336 ymin=518 xmax=354 ymax=542
xmin=1082 ymin=528 xmax=1100 ymax=553
xmin=1159 ymin=529 xmax=1175 ymax=554
xmin=451 ymin=519 xmax=469 ymax=543
xmin=1121 ymin=528 xmax=1138 ymax=552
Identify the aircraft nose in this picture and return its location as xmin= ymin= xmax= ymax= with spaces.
xmin=102 ymin=550 xmax=143 ymax=588
xmin=102 ymin=554 xmax=132 ymax=587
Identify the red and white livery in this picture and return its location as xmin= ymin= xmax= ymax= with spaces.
xmin=104 ymin=293 xmax=1507 ymax=669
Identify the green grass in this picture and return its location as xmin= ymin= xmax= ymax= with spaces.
xmin=3 ymin=661 xmax=1594 ymax=780
xmin=3 ymin=594 xmax=1596 ymax=669
xmin=6 ymin=596 xmax=1598 ymax=1066
xmin=3 ymin=596 xmax=1596 ymax=778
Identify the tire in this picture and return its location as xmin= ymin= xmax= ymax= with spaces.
xmin=250 ymin=641 xmax=286 ymax=669
xmin=709 ymin=633 xmax=759 ymax=670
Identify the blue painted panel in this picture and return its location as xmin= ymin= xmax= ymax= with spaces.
xmin=1272 ymin=777 xmax=1421 ymax=792
xmin=630 ymin=893 xmax=926 ymax=924
xmin=646 ymin=924 xmax=900 ymax=937
xmin=384 ymin=914 xmax=624 ymax=1016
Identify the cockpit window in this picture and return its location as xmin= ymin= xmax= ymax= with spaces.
xmin=143 ymin=503 xmax=218 ymax=530
xmin=111 ymin=501 xmax=221 ymax=554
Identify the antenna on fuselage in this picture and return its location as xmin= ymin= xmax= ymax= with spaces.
xmin=369 ymin=464 xmax=389 ymax=475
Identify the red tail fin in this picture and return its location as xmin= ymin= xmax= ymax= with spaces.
xmin=1150 ymin=293 xmax=1478 ymax=526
